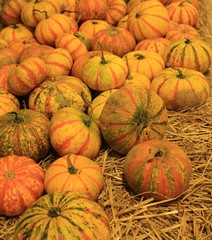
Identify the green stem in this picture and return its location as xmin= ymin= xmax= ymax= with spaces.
xmin=98 ymin=42 xmax=108 ymax=65
xmin=125 ymin=55 xmax=133 ymax=80
xmin=67 ymin=154 xmax=78 ymax=174
xmin=48 ymin=207 xmax=61 ymax=217
xmin=33 ymin=9 xmax=48 ymax=19
xmin=8 ymin=111 xmax=24 ymax=123
xmin=81 ymin=92 xmax=93 ymax=127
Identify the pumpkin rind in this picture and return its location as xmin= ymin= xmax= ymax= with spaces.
xmin=99 ymin=85 xmax=168 ymax=155
xmin=0 ymin=155 xmax=45 ymax=216
xmin=13 ymin=191 xmax=111 ymax=240
xmin=0 ymin=109 xmax=50 ymax=161
xmin=123 ymin=139 xmax=192 ymax=200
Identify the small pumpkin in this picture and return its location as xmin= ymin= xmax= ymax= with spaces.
xmin=44 ymin=154 xmax=104 ymax=200
xmin=13 ymin=191 xmax=111 ymax=240
xmin=0 ymin=155 xmax=45 ymax=216
xmin=123 ymin=139 xmax=192 ymax=200
xmin=0 ymin=109 xmax=50 ymax=161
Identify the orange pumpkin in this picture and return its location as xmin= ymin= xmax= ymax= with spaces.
xmin=0 ymin=48 xmax=17 ymax=67
xmin=126 ymin=0 xmax=160 ymax=14
xmin=0 ymin=64 xmax=17 ymax=90
xmin=44 ymin=154 xmax=104 ymax=200
xmin=117 ymin=14 xmax=129 ymax=29
xmin=0 ymin=155 xmax=44 ymax=216
xmin=60 ymin=0 xmax=79 ymax=21
xmin=169 ymin=0 xmax=199 ymax=9
xmin=0 ymin=38 xmax=8 ymax=48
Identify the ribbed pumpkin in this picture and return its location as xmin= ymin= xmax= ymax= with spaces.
xmin=44 ymin=154 xmax=104 ymax=200
xmin=0 ymin=48 xmax=17 ymax=67
xmin=13 ymin=191 xmax=111 ymax=240
xmin=28 ymin=75 xmax=92 ymax=119
xmin=49 ymin=107 xmax=102 ymax=159
xmin=0 ymin=38 xmax=8 ymax=48
xmin=0 ymin=64 xmax=17 ymax=90
xmin=126 ymin=0 xmax=160 ymax=14
xmin=165 ymin=23 xmax=201 ymax=41
xmin=0 ymin=109 xmax=50 ymax=161
xmin=169 ymin=0 xmax=199 ymax=10
xmin=122 ymin=50 xmax=165 ymax=80
xmin=99 ymin=85 xmax=168 ymax=155
xmin=0 ymin=88 xmax=20 ymax=116
xmin=91 ymin=27 xmax=136 ymax=57
xmin=151 ymin=67 xmax=210 ymax=110
xmin=123 ymin=139 xmax=192 ymax=200
xmin=166 ymin=1 xmax=198 ymax=26
xmin=0 ymin=155 xmax=45 ymax=217
xmin=7 ymin=57 xmax=47 ymax=96
xmin=127 ymin=0 xmax=170 ymax=41
xmin=162 ymin=38 xmax=212 ymax=73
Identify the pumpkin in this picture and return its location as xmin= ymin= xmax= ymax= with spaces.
xmin=123 ymin=139 xmax=192 ymax=200
xmin=99 ymin=85 xmax=168 ymax=155
xmin=0 ymin=23 xmax=34 ymax=44
xmin=0 ymin=155 xmax=45 ymax=216
xmin=44 ymin=154 xmax=104 ymax=200
xmin=55 ymin=32 xmax=88 ymax=61
xmin=124 ymin=71 xmax=151 ymax=89
xmin=0 ymin=48 xmax=17 ymax=67
xmin=35 ymin=13 xmax=78 ymax=47
xmin=73 ymin=31 xmax=92 ymax=50
xmin=117 ymin=14 xmax=129 ymax=29
xmin=135 ymin=37 xmax=171 ymax=57
xmin=60 ymin=0 xmax=79 ymax=21
xmin=104 ymin=0 xmax=127 ymax=25
xmin=87 ymin=89 xmax=118 ymax=126
xmin=127 ymin=0 xmax=170 ymax=41
xmin=0 ymin=88 xmax=20 ymax=116
xmin=75 ymin=0 xmax=107 ymax=21
xmin=0 ymin=109 xmax=50 ymax=161
xmin=13 ymin=191 xmax=111 ymax=240
xmin=162 ymin=38 xmax=212 ymax=73
xmin=28 ymin=75 xmax=92 ymax=119
xmin=150 ymin=67 xmax=210 ymax=110
xmin=122 ymin=50 xmax=165 ymax=80
xmin=7 ymin=57 xmax=47 ymax=96
xmin=91 ymin=26 xmax=136 ymax=57
xmin=165 ymin=23 xmax=201 ymax=41
xmin=81 ymin=49 xmax=128 ymax=91
xmin=0 ymin=64 xmax=17 ymax=90
xmin=0 ymin=38 xmax=8 ymax=48
xmin=166 ymin=1 xmax=198 ymax=26
xmin=126 ymin=0 xmax=160 ymax=14
xmin=169 ymin=0 xmax=199 ymax=10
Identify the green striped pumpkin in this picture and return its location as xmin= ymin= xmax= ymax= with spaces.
xmin=162 ymin=38 xmax=212 ymax=73
xmin=13 ymin=191 xmax=111 ymax=240
xmin=123 ymin=139 xmax=192 ymax=200
xmin=99 ymin=85 xmax=168 ymax=155
xmin=0 ymin=109 xmax=50 ymax=162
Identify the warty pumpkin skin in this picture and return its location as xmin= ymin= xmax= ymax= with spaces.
xmin=0 ymin=109 xmax=50 ymax=162
xmin=44 ymin=154 xmax=104 ymax=200
xmin=123 ymin=139 xmax=192 ymax=201
xmin=13 ymin=191 xmax=111 ymax=240
xmin=0 ymin=155 xmax=45 ymax=216
xmin=99 ymin=85 xmax=168 ymax=155
xmin=150 ymin=67 xmax=210 ymax=110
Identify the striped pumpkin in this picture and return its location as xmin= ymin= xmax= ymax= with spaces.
xmin=0 ymin=109 xmax=50 ymax=161
xmin=0 ymin=88 xmax=20 ymax=116
xmin=0 ymin=155 xmax=44 ymax=216
xmin=151 ymin=67 xmax=210 ymax=110
xmin=99 ymin=85 xmax=168 ymax=155
xmin=162 ymin=38 xmax=212 ymax=73
xmin=123 ymin=139 xmax=192 ymax=200
xmin=49 ymin=107 xmax=102 ymax=159
xmin=7 ymin=57 xmax=47 ymax=96
xmin=169 ymin=0 xmax=199 ymax=10
xmin=28 ymin=75 xmax=92 ymax=119
xmin=13 ymin=191 xmax=111 ymax=240
xmin=44 ymin=154 xmax=104 ymax=200
xmin=127 ymin=0 xmax=170 ymax=41
xmin=126 ymin=0 xmax=160 ymax=14
xmin=0 ymin=64 xmax=17 ymax=90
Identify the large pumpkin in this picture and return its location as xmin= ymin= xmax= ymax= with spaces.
xmin=99 ymin=85 xmax=168 ymax=155
xmin=0 ymin=109 xmax=50 ymax=161
xmin=162 ymin=38 xmax=212 ymax=73
xmin=13 ymin=191 xmax=111 ymax=240
xmin=150 ymin=67 xmax=210 ymax=110
xmin=44 ymin=154 xmax=104 ymax=200
xmin=49 ymin=107 xmax=102 ymax=159
xmin=0 ymin=155 xmax=44 ymax=216
xmin=123 ymin=139 xmax=192 ymax=200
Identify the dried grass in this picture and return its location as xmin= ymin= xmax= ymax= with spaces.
xmin=0 ymin=0 xmax=212 ymax=239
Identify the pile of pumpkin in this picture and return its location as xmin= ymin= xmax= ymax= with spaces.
xmin=0 ymin=0 xmax=211 ymax=239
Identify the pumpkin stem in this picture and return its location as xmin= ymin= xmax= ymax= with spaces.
xmin=67 ymin=154 xmax=78 ymax=174
xmin=61 ymin=10 xmax=81 ymax=23
xmin=134 ymin=53 xmax=145 ymax=60
xmin=8 ymin=111 xmax=24 ymax=123
xmin=92 ymin=19 xmax=98 ymax=25
xmin=184 ymin=38 xmax=191 ymax=44
xmin=4 ymin=170 xmax=15 ymax=179
xmin=155 ymin=150 xmax=164 ymax=157
xmin=125 ymin=55 xmax=133 ymax=80
xmin=135 ymin=13 xmax=141 ymax=19
xmin=48 ymin=207 xmax=61 ymax=218
xmin=176 ymin=68 xmax=186 ymax=79
xmin=81 ymin=92 xmax=93 ymax=127
xmin=98 ymin=42 xmax=108 ymax=65
xmin=11 ymin=23 xmax=18 ymax=29
xmin=147 ymin=149 xmax=164 ymax=163
xmin=33 ymin=9 xmax=48 ymax=19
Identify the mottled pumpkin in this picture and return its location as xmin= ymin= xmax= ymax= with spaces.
xmin=123 ymin=139 xmax=192 ymax=200
xmin=151 ymin=67 xmax=210 ymax=110
xmin=49 ymin=107 xmax=102 ymax=159
xmin=13 ymin=191 xmax=111 ymax=240
xmin=44 ymin=154 xmax=104 ymax=200
xmin=28 ymin=75 xmax=92 ymax=119
xmin=0 ymin=109 xmax=50 ymax=161
xmin=0 ymin=64 xmax=17 ymax=90
xmin=0 ymin=155 xmax=44 ymax=216
xmin=99 ymin=85 xmax=168 ymax=155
